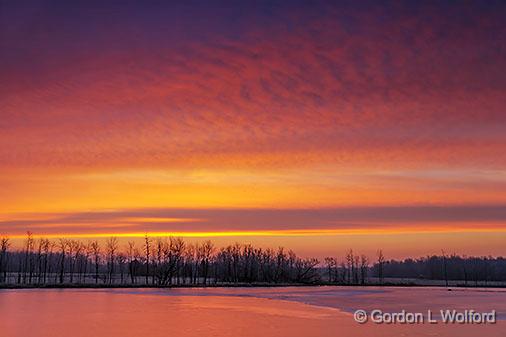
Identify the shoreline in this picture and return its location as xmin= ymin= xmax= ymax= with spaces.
xmin=2 ymin=282 xmax=506 ymax=290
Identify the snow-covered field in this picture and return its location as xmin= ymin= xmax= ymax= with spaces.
xmin=1 ymin=287 xmax=504 ymax=337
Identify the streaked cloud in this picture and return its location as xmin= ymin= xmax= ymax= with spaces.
xmin=2 ymin=205 xmax=505 ymax=237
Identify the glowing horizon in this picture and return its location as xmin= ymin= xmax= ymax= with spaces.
xmin=6 ymin=225 xmax=506 ymax=241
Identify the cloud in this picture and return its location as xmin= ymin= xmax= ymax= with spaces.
xmin=0 ymin=1 xmax=505 ymax=171
xmin=1 ymin=205 xmax=505 ymax=237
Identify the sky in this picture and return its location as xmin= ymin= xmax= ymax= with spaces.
xmin=1 ymin=1 xmax=505 ymax=258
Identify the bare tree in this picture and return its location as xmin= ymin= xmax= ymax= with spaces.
xmin=0 ymin=236 xmax=10 ymax=283
xmin=295 ymin=257 xmax=320 ymax=283
xmin=354 ymin=255 xmax=361 ymax=284
xmin=345 ymin=249 xmax=354 ymax=284
xmin=360 ymin=255 xmax=368 ymax=285
xmin=68 ymin=240 xmax=83 ymax=283
xmin=442 ymin=250 xmax=449 ymax=287
xmin=200 ymin=240 xmax=214 ymax=285
xmin=185 ymin=244 xmax=197 ymax=284
xmin=58 ymin=239 xmax=68 ymax=284
xmin=36 ymin=238 xmax=50 ymax=285
xmin=127 ymin=241 xmax=136 ymax=284
xmin=324 ymin=257 xmax=336 ymax=283
xmin=23 ymin=232 xmax=35 ymax=284
xmin=117 ymin=253 xmax=126 ymax=284
xmin=105 ymin=237 xmax=119 ymax=285
xmin=81 ymin=241 xmax=92 ymax=283
xmin=144 ymin=235 xmax=151 ymax=285
xmin=377 ymin=250 xmax=385 ymax=285
xmin=90 ymin=240 xmax=101 ymax=284
xmin=170 ymin=237 xmax=185 ymax=285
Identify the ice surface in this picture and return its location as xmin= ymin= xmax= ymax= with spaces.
xmin=0 ymin=287 xmax=504 ymax=337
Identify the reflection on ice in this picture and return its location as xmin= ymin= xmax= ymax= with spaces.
xmin=1 ymin=287 xmax=504 ymax=337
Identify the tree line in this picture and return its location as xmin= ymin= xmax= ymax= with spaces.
xmin=373 ymin=253 xmax=506 ymax=285
xmin=0 ymin=232 xmax=321 ymax=286
xmin=1 ymin=233 xmax=505 ymax=287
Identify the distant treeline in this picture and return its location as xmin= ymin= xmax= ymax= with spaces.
xmin=0 ymin=232 xmax=505 ymax=287
xmin=324 ymin=251 xmax=506 ymax=285
xmin=377 ymin=255 xmax=506 ymax=285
